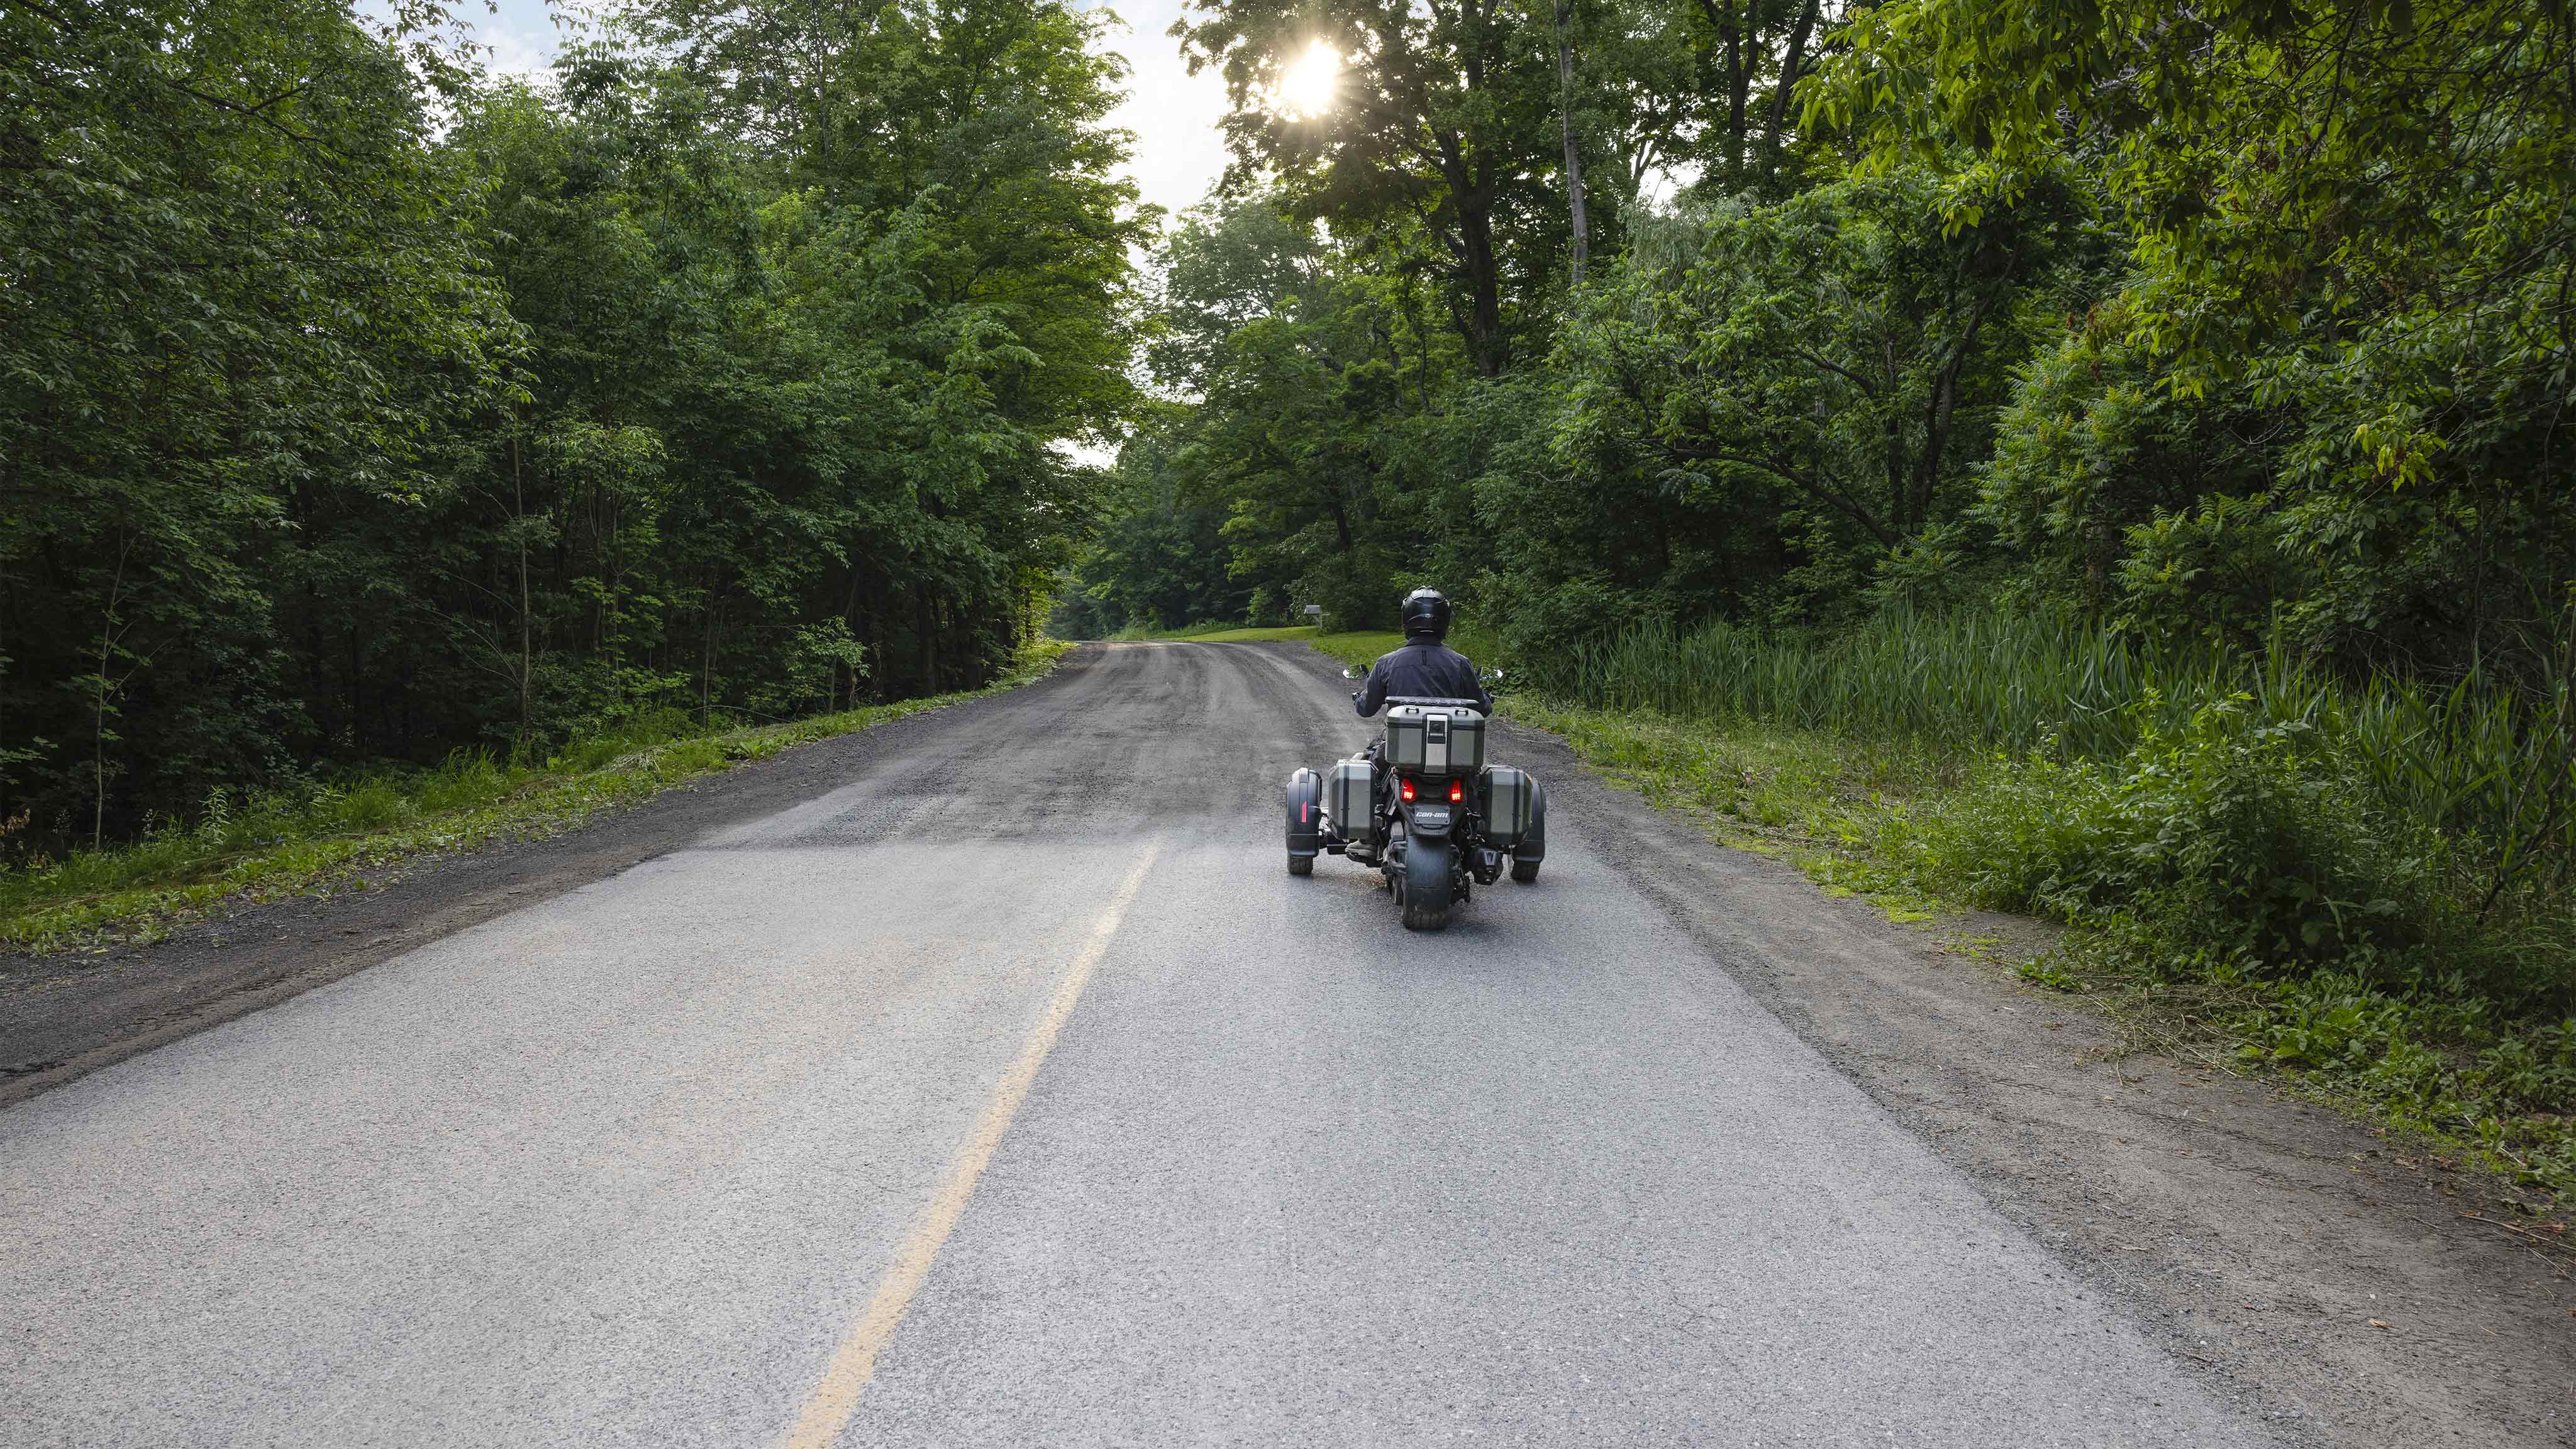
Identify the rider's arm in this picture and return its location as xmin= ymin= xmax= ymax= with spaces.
xmin=1355 ymin=658 xmax=1389 ymax=718
xmin=1459 ymin=654 xmax=1494 ymax=714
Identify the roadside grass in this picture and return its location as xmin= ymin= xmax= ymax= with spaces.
xmin=1145 ymin=623 xmax=1328 ymax=643
xmin=1504 ymin=690 xmax=2576 ymax=1213
xmin=1109 ymin=618 xmax=1243 ymax=640
xmin=0 ymin=641 xmax=1073 ymax=955
xmin=1155 ymin=622 xmax=1514 ymax=677
xmin=1147 ymin=623 xmax=1404 ymax=671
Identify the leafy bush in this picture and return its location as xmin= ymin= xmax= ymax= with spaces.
xmin=1913 ymin=696 xmax=2458 ymax=977
xmin=1867 ymin=686 xmax=2573 ymax=1196
xmin=1502 ymin=579 xmax=1651 ymax=696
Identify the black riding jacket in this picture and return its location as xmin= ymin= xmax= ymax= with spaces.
xmin=1355 ymin=637 xmax=1491 ymax=717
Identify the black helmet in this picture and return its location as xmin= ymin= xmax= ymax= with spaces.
xmin=1399 ymin=587 xmax=1452 ymax=641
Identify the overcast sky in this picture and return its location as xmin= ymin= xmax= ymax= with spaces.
xmin=452 ymin=0 xmax=1233 ymax=221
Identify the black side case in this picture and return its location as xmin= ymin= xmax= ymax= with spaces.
xmin=1514 ymin=778 xmax=1547 ymax=864
xmin=1285 ymin=768 xmax=1324 ymax=858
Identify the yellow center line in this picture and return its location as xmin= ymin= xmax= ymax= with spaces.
xmin=781 ymin=841 xmax=1165 ymax=1449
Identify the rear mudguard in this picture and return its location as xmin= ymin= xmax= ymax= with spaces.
xmin=1394 ymin=799 xmax=1468 ymax=904
xmin=1285 ymin=767 xmax=1323 ymax=859
xmin=1402 ymin=835 xmax=1457 ymax=921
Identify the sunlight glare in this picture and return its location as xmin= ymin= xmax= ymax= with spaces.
xmin=1277 ymin=41 xmax=1341 ymax=119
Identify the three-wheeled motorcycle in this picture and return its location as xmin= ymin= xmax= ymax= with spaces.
xmin=1283 ymin=674 xmax=1545 ymax=931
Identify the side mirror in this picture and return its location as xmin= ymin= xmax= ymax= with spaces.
xmin=1342 ymin=663 xmax=1365 ymax=680
xmin=1479 ymin=667 xmax=1507 ymax=691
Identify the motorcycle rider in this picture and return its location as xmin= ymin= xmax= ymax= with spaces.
xmin=1354 ymin=587 xmax=1491 ymax=718
xmin=1347 ymin=587 xmax=1490 ymax=853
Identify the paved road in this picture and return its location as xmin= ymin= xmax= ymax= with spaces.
xmin=2 ymin=642 xmax=2270 ymax=1446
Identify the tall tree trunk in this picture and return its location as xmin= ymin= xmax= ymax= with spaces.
xmin=1460 ymin=200 xmax=1508 ymax=375
xmin=1763 ymin=0 xmax=1821 ymax=179
xmin=843 ymin=565 xmax=866 ymax=711
xmin=511 ymin=425 xmax=532 ymax=745
xmin=91 ymin=535 xmax=130 ymax=853
xmin=918 ymin=589 xmax=940 ymax=694
xmin=701 ymin=601 xmax=718 ymax=728
xmin=1726 ymin=33 xmax=1748 ymax=175
xmin=91 ymin=657 xmax=108 ymax=850
xmin=1436 ymin=135 xmax=1511 ymax=375
xmin=1552 ymin=0 xmax=1590 ymax=284
xmin=1910 ymin=293 xmax=1995 ymax=533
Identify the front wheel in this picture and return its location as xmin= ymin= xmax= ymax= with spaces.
xmin=1400 ymin=838 xmax=1453 ymax=931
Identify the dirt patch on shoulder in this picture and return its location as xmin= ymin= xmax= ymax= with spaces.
xmin=0 ymin=648 xmax=1101 ymax=1109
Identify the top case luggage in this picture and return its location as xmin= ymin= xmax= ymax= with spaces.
xmin=1384 ymin=704 xmax=1485 ymax=776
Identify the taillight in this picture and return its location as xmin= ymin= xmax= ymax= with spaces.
xmin=1448 ymin=780 xmax=1464 ymax=802
xmin=1399 ymin=778 xmax=1416 ymax=802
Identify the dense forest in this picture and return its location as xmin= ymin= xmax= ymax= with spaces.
xmin=1069 ymin=0 xmax=2572 ymax=686
xmin=3 ymin=0 xmax=1138 ymax=851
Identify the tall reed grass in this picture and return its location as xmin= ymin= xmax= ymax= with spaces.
xmin=1562 ymin=605 xmax=2576 ymax=901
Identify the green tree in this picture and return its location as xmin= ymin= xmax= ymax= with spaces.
xmin=1535 ymin=171 xmax=2080 ymax=621
xmin=1822 ymin=0 xmax=2576 ymax=668
xmin=0 ymin=0 xmax=512 ymax=840
xmin=1177 ymin=0 xmax=1568 ymax=374
xmin=0 ymin=0 xmax=1146 ymax=853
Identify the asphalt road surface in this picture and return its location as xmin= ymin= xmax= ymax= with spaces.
xmin=3 ymin=641 xmax=2275 ymax=1446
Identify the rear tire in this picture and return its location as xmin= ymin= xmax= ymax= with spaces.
xmin=1288 ymin=855 xmax=1313 ymax=877
xmin=1509 ymin=858 xmax=1540 ymax=884
xmin=1400 ymin=839 xmax=1453 ymax=931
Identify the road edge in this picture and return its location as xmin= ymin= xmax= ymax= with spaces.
xmin=0 ymin=646 xmax=1097 ymax=1110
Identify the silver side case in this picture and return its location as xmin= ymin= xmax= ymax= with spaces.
xmin=1326 ymin=758 xmax=1375 ymax=846
xmin=1480 ymin=767 xmax=1536 ymax=847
